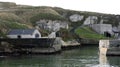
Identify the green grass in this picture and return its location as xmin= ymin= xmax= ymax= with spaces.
xmin=0 ymin=13 xmax=24 ymax=23
xmin=0 ymin=21 xmax=28 ymax=29
xmin=8 ymin=22 xmax=28 ymax=29
xmin=0 ymin=21 xmax=28 ymax=37
xmin=75 ymin=27 xmax=106 ymax=39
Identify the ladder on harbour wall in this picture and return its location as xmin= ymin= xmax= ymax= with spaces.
xmin=99 ymin=40 xmax=120 ymax=56
xmin=99 ymin=40 xmax=109 ymax=55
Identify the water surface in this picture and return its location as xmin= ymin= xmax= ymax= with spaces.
xmin=0 ymin=45 xmax=120 ymax=67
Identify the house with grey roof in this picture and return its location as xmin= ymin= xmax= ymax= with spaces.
xmin=7 ymin=29 xmax=41 ymax=38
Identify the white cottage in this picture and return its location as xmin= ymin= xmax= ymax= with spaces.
xmin=7 ymin=29 xmax=41 ymax=38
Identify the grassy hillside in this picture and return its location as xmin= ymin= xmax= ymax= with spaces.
xmin=0 ymin=13 xmax=24 ymax=23
xmin=75 ymin=27 xmax=106 ymax=39
xmin=30 ymin=13 xmax=66 ymax=25
xmin=0 ymin=2 xmax=16 ymax=8
xmin=13 ymin=7 xmax=62 ymax=21
xmin=0 ymin=12 xmax=29 ymax=36
xmin=0 ymin=2 xmax=120 ymax=39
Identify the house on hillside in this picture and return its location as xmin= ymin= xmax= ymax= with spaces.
xmin=7 ymin=29 xmax=41 ymax=38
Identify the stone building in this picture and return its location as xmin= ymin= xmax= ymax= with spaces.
xmin=91 ymin=24 xmax=113 ymax=35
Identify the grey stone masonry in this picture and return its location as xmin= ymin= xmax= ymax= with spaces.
xmin=91 ymin=24 xmax=113 ymax=35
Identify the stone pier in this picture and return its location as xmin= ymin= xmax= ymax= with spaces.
xmin=99 ymin=40 xmax=120 ymax=56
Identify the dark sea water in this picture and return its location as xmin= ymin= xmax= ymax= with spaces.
xmin=0 ymin=45 xmax=120 ymax=67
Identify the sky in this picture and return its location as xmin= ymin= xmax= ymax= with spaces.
xmin=0 ymin=0 xmax=120 ymax=15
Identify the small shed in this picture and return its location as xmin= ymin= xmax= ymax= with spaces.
xmin=7 ymin=29 xmax=41 ymax=38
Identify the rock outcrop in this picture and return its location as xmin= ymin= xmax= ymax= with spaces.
xmin=36 ymin=20 xmax=69 ymax=32
xmin=83 ymin=16 xmax=98 ymax=25
xmin=69 ymin=14 xmax=84 ymax=22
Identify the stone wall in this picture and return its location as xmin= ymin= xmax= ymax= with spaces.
xmin=91 ymin=24 xmax=113 ymax=35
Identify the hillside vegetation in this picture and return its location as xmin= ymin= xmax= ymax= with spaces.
xmin=0 ymin=2 xmax=120 ymax=40
xmin=75 ymin=27 xmax=106 ymax=39
xmin=30 ymin=13 xmax=66 ymax=25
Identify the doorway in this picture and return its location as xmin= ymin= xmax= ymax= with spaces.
xmin=104 ymin=32 xmax=111 ymax=37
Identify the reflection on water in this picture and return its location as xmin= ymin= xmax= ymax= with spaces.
xmin=107 ymin=56 xmax=120 ymax=67
xmin=0 ymin=45 xmax=120 ymax=67
xmin=93 ymin=54 xmax=110 ymax=67
xmin=99 ymin=54 xmax=108 ymax=65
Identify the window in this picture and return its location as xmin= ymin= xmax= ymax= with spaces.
xmin=35 ymin=33 xmax=39 ymax=38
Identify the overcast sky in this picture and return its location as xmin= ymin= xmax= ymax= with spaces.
xmin=0 ymin=0 xmax=120 ymax=15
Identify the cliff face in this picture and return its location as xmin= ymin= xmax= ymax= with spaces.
xmin=0 ymin=2 xmax=120 ymax=39
xmin=69 ymin=14 xmax=84 ymax=22
xmin=36 ymin=20 xmax=68 ymax=32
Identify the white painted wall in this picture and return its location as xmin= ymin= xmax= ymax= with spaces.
xmin=48 ymin=32 xmax=56 ymax=38
xmin=7 ymin=35 xmax=34 ymax=38
xmin=32 ymin=29 xmax=41 ymax=38
xmin=7 ymin=29 xmax=41 ymax=38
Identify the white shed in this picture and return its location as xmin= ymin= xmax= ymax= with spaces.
xmin=7 ymin=29 xmax=41 ymax=38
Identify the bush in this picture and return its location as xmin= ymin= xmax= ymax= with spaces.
xmin=57 ymin=28 xmax=74 ymax=41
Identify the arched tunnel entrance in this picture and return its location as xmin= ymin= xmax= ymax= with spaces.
xmin=104 ymin=31 xmax=111 ymax=37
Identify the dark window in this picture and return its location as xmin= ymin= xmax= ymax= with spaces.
xmin=18 ymin=35 xmax=21 ymax=38
xmin=35 ymin=33 xmax=39 ymax=38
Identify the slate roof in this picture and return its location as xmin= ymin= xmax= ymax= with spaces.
xmin=112 ymin=27 xmax=119 ymax=33
xmin=8 ymin=29 xmax=36 ymax=35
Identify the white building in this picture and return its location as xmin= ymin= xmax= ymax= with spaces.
xmin=7 ymin=29 xmax=41 ymax=38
